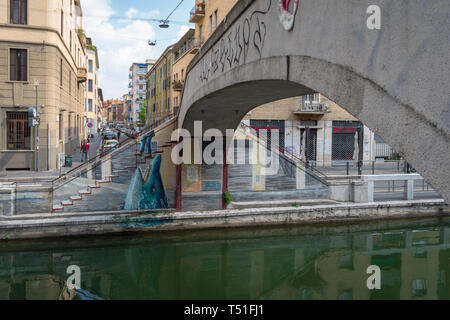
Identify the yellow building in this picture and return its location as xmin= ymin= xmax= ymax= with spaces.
xmin=172 ymin=28 xmax=199 ymax=115
xmin=0 ymin=0 xmax=87 ymax=171
xmin=189 ymin=0 xmax=239 ymax=44
xmin=85 ymin=37 xmax=100 ymax=135
xmin=146 ymin=45 xmax=174 ymax=123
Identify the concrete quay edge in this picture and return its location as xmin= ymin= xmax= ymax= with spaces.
xmin=0 ymin=199 xmax=448 ymax=240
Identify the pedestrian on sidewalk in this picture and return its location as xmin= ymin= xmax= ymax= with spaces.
xmin=81 ymin=139 xmax=90 ymax=162
xmin=117 ymin=131 xmax=121 ymax=142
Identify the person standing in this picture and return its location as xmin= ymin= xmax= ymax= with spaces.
xmin=81 ymin=139 xmax=90 ymax=162
xmin=117 ymin=131 xmax=121 ymax=142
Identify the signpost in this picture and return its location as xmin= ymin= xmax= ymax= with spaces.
xmin=29 ymin=80 xmax=40 ymax=172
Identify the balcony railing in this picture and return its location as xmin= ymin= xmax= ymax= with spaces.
xmin=136 ymin=79 xmax=146 ymax=85
xmin=189 ymin=1 xmax=205 ymax=23
xmin=293 ymin=102 xmax=330 ymax=114
xmin=172 ymin=80 xmax=184 ymax=91
xmin=77 ymin=67 xmax=87 ymax=83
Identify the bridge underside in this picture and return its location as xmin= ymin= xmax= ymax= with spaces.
xmin=181 ymin=55 xmax=450 ymax=203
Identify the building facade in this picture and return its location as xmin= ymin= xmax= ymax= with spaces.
xmin=103 ymin=99 xmax=124 ymax=126
xmin=0 ymin=0 xmax=87 ymax=171
xmin=146 ymin=46 xmax=174 ymax=123
xmin=84 ymin=37 xmax=100 ymax=135
xmin=242 ymin=94 xmax=377 ymax=167
xmin=172 ymin=28 xmax=199 ymax=116
xmin=128 ymin=60 xmax=155 ymax=128
xmin=189 ymin=0 xmax=239 ymax=45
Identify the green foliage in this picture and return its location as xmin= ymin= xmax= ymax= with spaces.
xmin=139 ymin=101 xmax=147 ymax=124
xmin=292 ymin=203 xmax=300 ymax=208
xmin=86 ymin=44 xmax=97 ymax=53
xmin=223 ymin=191 xmax=233 ymax=205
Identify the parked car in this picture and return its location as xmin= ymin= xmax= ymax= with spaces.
xmin=102 ymin=139 xmax=119 ymax=154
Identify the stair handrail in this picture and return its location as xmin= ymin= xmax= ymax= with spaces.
xmin=238 ymin=121 xmax=328 ymax=185
xmin=51 ymin=114 xmax=176 ymax=186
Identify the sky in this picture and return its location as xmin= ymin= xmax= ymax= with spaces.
xmin=81 ymin=0 xmax=195 ymax=100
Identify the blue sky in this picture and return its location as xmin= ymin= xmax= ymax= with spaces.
xmin=81 ymin=0 xmax=195 ymax=100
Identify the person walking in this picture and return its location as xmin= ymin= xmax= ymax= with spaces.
xmin=117 ymin=130 xmax=121 ymax=142
xmin=81 ymin=139 xmax=90 ymax=162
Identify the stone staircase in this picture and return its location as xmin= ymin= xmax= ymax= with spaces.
xmin=51 ymin=120 xmax=176 ymax=213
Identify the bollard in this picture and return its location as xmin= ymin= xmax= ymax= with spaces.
xmin=346 ymin=161 xmax=349 ymax=176
xmin=372 ymin=161 xmax=375 ymax=175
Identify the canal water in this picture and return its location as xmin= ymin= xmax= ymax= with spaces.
xmin=0 ymin=216 xmax=450 ymax=300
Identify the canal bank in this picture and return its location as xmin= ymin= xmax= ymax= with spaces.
xmin=0 ymin=199 xmax=448 ymax=240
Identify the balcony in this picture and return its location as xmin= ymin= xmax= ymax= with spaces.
xmin=189 ymin=1 xmax=205 ymax=23
xmin=128 ymin=82 xmax=132 ymax=88
xmin=136 ymin=89 xmax=146 ymax=94
xmin=172 ymin=80 xmax=184 ymax=92
xmin=189 ymin=38 xmax=203 ymax=54
xmin=293 ymin=102 xmax=330 ymax=115
xmin=136 ymin=69 xmax=147 ymax=75
xmin=77 ymin=67 xmax=87 ymax=83
xmin=136 ymin=79 xmax=146 ymax=85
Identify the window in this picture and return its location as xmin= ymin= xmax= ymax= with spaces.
xmin=88 ymin=79 xmax=93 ymax=92
xmin=6 ymin=112 xmax=31 ymax=150
xmin=59 ymin=113 xmax=63 ymax=140
xmin=88 ymin=60 xmax=93 ymax=73
xmin=9 ymin=48 xmax=27 ymax=81
xmin=61 ymin=10 xmax=64 ymax=37
xmin=60 ymin=59 xmax=63 ymax=86
xmin=214 ymin=10 xmax=218 ymax=29
xmin=209 ymin=15 xmax=213 ymax=33
xmin=88 ymin=99 xmax=93 ymax=112
xmin=68 ymin=114 xmax=72 ymax=137
xmin=10 ymin=0 xmax=27 ymax=24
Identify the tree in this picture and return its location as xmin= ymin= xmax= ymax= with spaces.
xmin=139 ymin=100 xmax=147 ymax=125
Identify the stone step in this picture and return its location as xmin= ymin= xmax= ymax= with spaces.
xmin=53 ymin=204 xmax=64 ymax=211
xmin=78 ymin=190 xmax=92 ymax=196
xmin=96 ymin=179 xmax=110 ymax=184
xmin=112 ymin=170 xmax=128 ymax=174
xmin=88 ymin=184 xmax=100 ymax=189
xmin=106 ymin=175 xmax=120 ymax=179
xmin=61 ymin=200 xmax=73 ymax=206
xmin=124 ymin=166 xmax=137 ymax=169
xmin=70 ymin=195 xmax=82 ymax=201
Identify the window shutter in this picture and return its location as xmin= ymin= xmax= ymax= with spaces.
xmin=10 ymin=49 xmax=17 ymax=81
xmin=20 ymin=49 xmax=27 ymax=81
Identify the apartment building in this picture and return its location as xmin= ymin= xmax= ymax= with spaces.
xmin=97 ymin=88 xmax=104 ymax=129
xmin=128 ymin=60 xmax=155 ymax=128
xmin=146 ymin=46 xmax=174 ymax=123
xmin=85 ymin=37 xmax=100 ymax=135
xmin=0 ymin=0 xmax=87 ymax=171
xmin=103 ymin=99 xmax=124 ymax=126
xmin=242 ymin=94 xmax=377 ymax=166
xmin=189 ymin=0 xmax=239 ymax=45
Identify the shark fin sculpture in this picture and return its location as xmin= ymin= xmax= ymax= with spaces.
xmin=124 ymin=154 xmax=169 ymax=210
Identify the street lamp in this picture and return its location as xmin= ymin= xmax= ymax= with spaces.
xmin=34 ymin=80 xmax=40 ymax=172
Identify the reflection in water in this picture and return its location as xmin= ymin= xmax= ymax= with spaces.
xmin=0 ymin=217 xmax=450 ymax=300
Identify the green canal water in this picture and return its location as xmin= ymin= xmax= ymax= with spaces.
xmin=1 ymin=216 xmax=450 ymax=300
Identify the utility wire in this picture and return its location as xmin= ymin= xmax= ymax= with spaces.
xmin=163 ymin=0 xmax=185 ymax=22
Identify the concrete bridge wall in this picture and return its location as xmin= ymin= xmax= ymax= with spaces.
xmin=178 ymin=0 xmax=450 ymax=202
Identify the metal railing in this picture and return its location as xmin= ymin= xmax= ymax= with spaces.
xmin=239 ymin=121 xmax=328 ymax=185
xmin=49 ymin=114 xmax=176 ymax=212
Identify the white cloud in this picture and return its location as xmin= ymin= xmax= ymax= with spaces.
xmin=81 ymin=0 xmax=159 ymax=100
xmin=177 ymin=25 xmax=191 ymax=40
xmin=141 ymin=10 xmax=161 ymax=19
xmin=125 ymin=8 xmax=138 ymax=19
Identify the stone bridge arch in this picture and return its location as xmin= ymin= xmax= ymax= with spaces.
xmin=178 ymin=0 xmax=450 ymax=202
